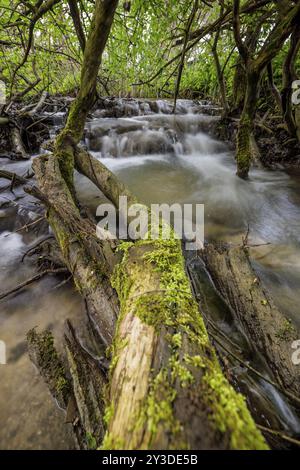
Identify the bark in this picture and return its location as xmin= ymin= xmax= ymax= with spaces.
xmin=202 ymin=243 xmax=300 ymax=403
xmin=74 ymin=147 xmax=137 ymax=210
xmin=211 ymin=14 xmax=229 ymax=117
xmin=173 ymin=0 xmax=199 ymax=113
xmin=11 ymin=126 xmax=29 ymax=159
xmin=267 ymin=63 xmax=282 ymax=112
xmin=67 ymin=0 xmax=86 ymax=53
xmin=29 ymin=153 xmax=119 ymax=347
xmin=27 ymin=323 xmax=108 ymax=449
xmin=28 ymin=90 xmax=49 ymax=116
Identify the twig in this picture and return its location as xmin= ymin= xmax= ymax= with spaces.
xmin=257 ymin=424 xmax=300 ymax=447
xmin=0 ymin=268 xmax=68 ymax=301
xmin=51 ymin=275 xmax=72 ymax=290
xmin=21 ymin=235 xmax=54 ymax=262
xmin=3 ymin=215 xmax=46 ymax=237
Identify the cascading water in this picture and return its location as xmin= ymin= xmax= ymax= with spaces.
xmin=1 ymin=98 xmax=300 ymax=448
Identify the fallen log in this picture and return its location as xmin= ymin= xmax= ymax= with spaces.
xmin=0 ymin=169 xmax=28 ymax=191
xmin=202 ymin=243 xmax=300 ymax=402
xmin=28 ymin=153 xmax=119 ymax=348
xmin=27 ymin=323 xmax=107 ymax=450
xmin=28 ymin=145 xmax=269 ymax=449
xmin=101 ymin=238 xmax=268 ymax=450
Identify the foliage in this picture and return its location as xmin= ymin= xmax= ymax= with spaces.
xmin=0 ymin=1 xmax=299 ymax=106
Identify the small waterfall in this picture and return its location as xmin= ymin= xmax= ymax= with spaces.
xmin=85 ymin=99 xmax=221 ymax=158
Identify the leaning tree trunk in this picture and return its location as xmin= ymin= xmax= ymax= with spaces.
xmin=26 ymin=0 xmax=268 ymax=450
xmin=232 ymin=59 xmax=246 ymax=113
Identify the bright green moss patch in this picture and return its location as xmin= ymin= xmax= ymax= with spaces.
xmin=142 ymin=369 xmax=180 ymax=438
xmin=202 ymin=367 xmax=269 ymax=450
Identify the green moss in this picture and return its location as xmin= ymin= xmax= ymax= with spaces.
xmin=169 ymin=355 xmax=194 ymax=388
xmin=202 ymin=368 xmax=268 ymax=450
xmin=236 ymin=115 xmax=252 ymax=178
xmin=171 ymin=333 xmax=182 ymax=349
xmin=275 ymin=318 xmax=295 ymax=340
xmin=86 ymin=432 xmax=97 ymax=450
xmin=136 ymin=369 xmax=183 ymax=445
xmin=56 ymin=376 xmax=68 ymax=394
xmin=103 ymin=403 xmax=115 ymax=427
xmin=26 ymin=329 xmax=70 ymax=404
xmin=101 ymin=434 xmax=125 ymax=451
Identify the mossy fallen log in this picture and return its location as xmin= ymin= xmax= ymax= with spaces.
xmin=29 ymin=146 xmax=268 ymax=449
xmin=25 ymin=0 xmax=267 ymax=450
xmin=202 ymin=243 xmax=300 ymax=402
xmin=102 ymin=237 xmax=268 ymax=450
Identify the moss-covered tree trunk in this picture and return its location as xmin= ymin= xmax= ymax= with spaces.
xmin=236 ymin=69 xmax=260 ymax=178
xmin=232 ymin=60 xmax=247 ymax=113
xmin=233 ymin=0 xmax=300 ymax=178
xmin=102 ymin=238 xmax=267 ymax=450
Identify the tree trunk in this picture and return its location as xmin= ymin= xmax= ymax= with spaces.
xmin=202 ymin=243 xmax=300 ymax=403
xmin=232 ymin=60 xmax=246 ymax=113
xmin=267 ymin=63 xmax=282 ymax=112
xmin=236 ymin=69 xmax=260 ymax=178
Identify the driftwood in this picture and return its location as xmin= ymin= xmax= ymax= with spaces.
xmin=202 ymin=243 xmax=300 ymax=402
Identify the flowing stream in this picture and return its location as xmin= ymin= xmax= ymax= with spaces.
xmin=1 ymin=99 xmax=300 ymax=448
